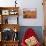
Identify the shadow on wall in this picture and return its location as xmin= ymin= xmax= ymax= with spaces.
xmin=18 ymin=26 xmax=44 ymax=44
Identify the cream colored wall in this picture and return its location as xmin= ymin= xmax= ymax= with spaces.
xmin=19 ymin=0 xmax=44 ymax=26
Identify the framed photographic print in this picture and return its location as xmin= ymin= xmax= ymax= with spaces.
xmin=9 ymin=10 xmax=18 ymax=15
xmin=23 ymin=8 xmax=37 ymax=18
xmin=2 ymin=10 xmax=9 ymax=15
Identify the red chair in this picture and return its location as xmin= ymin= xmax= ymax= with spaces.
xmin=21 ymin=28 xmax=41 ymax=46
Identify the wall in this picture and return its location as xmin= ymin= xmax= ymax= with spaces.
xmin=19 ymin=0 xmax=44 ymax=26
xmin=0 ymin=0 xmax=44 ymax=26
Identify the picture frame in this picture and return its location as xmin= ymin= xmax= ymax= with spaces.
xmin=2 ymin=10 xmax=9 ymax=15
xmin=23 ymin=8 xmax=37 ymax=18
xmin=9 ymin=10 xmax=18 ymax=15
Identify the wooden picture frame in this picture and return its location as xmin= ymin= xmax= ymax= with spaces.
xmin=23 ymin=8 xmax=37 ymax=18
xmin=2 ymin=10 xmax=9 ymax=15
xmin=9 ymin=10 xmax=18 ymax=15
